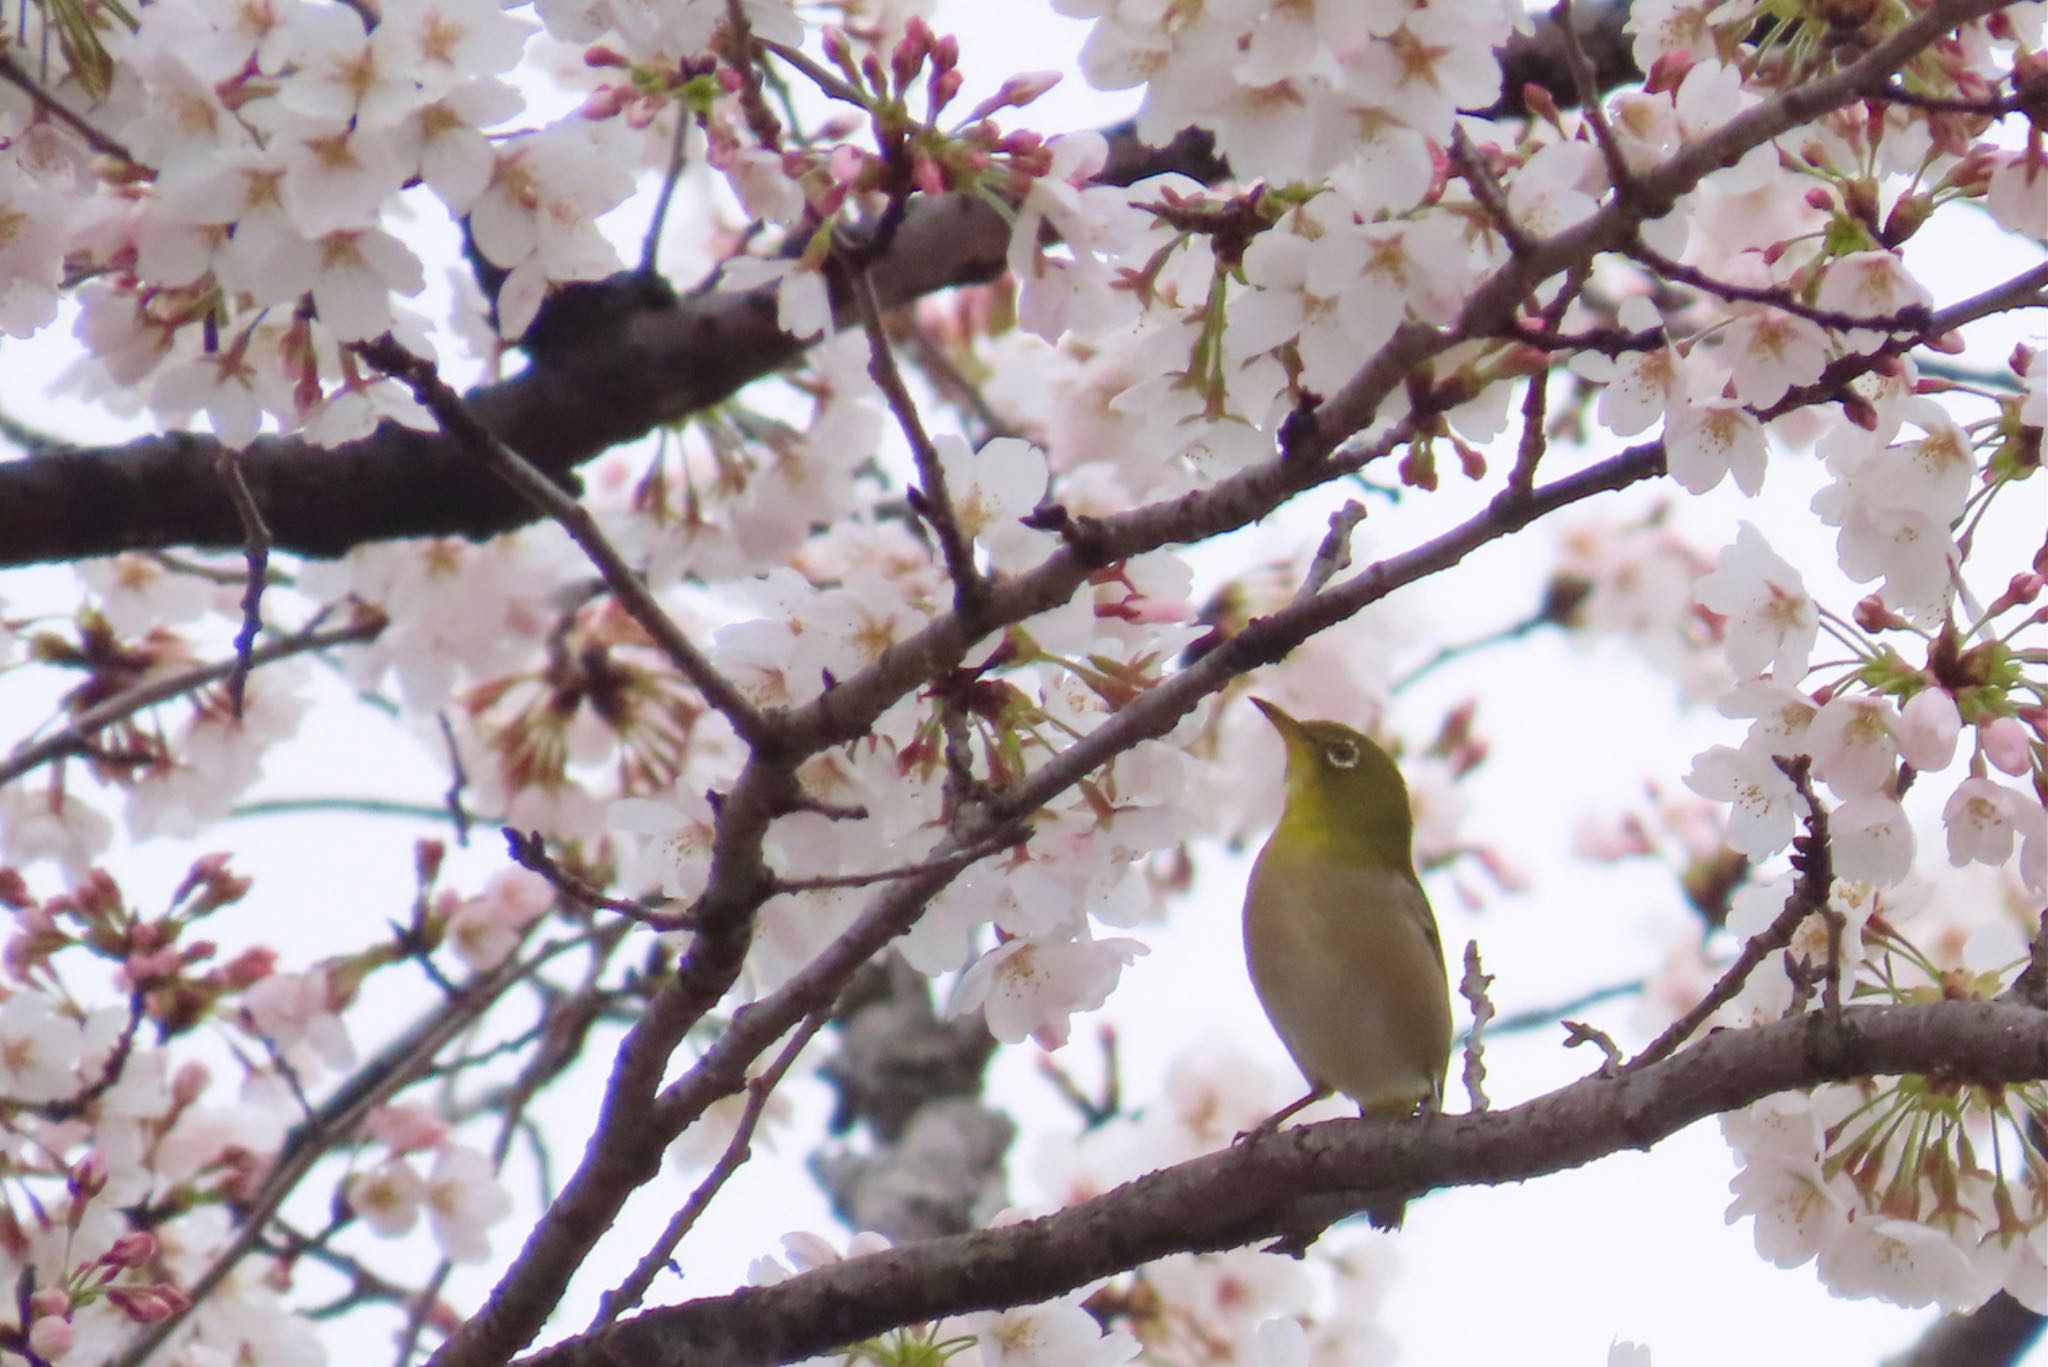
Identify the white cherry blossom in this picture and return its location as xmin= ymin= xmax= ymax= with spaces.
xmin=1695 ymin=523 xmax=1817 ymax=681
xmin=1666 ymin=398 xmax=1768 ymax=496
xmin=1684 ymin=745 xmax=1801 ymax=857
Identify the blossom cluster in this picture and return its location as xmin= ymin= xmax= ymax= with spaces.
xmin=0 ymin=0 xmax=2041 ymax=1358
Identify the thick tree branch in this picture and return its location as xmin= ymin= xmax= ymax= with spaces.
xmin=0 ymin=127 xmax=1212 ymax=570
xmin=520 ymin=999 xmax=2048 ymax=1367
xmin=241 ymin=7 xmax=2021 ymax=1360
xmin=4 ymin=0 xmax=1996 ymax=571
xmin=1884 ymin=1293 xmax=2047 ymax=1367
xmin=424 ymin=434 xmax=1667 ymax=1367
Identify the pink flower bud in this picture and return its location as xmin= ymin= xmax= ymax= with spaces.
xmin=29 ymin=1314 xmax=74 ymax=1359
xmin=1852 ymin=594 xmax=1903 ymax=632
xmin=1981 ymin=716 xmax=2033 ymax=776
xmin=625 ymin=95 xmax=662 ymax=130
xmin=68 ymin=1152 xmax=108 ymax=1202
xmin=108 ymin=1284 xmax=190 ymax=1324
xmin=29 ymin=1288 xmax=71 ymax=1319
xmin=1897 ymin=688 xmax=1961 ymax=772
xmin=221 ymin=945 xmax=276 ymax=988
xmin=104 ymin=1232 xmax=157 ymax=1268
xmin=576 ymin=86 xmax=628 ymax=121
xmin=1994 ymin=573 xmax=2042 ymax=612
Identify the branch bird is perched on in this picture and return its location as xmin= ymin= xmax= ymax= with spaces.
xmin=1242 ymin=698 xmax=1452 ymax=1229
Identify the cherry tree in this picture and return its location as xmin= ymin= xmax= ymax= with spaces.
xmin=0 ymin=0 xmax=2043 ymax=1363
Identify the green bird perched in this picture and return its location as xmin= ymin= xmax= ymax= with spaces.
xmin=1241 ymin=697 xmax=1452 ymax=1230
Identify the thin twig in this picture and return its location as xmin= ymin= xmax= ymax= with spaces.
xmin=230 ymin=796 xmax=486 ymax=824
xmin=1561 ymin=1018 xmax=1624 ymax=1074
xmin=0 ymin=405 xmax=84 ymax=455
xmin=436 ymin=713 xmax=474 ymax=845
xmin=1459 ymin=940 xmax=1495 ymax=1113
xmin=1553 ymin=0 xmax=1638 ymax=202
xmin=351 ymin=336 xmax=771 ymax=747
xmin=1776 ymin=759 xmax=1842 ymax=1021
xmin=902 ymin=319 xmax=1024 ymax=445
xmin=1628 ymin=239 xmax=1932 ymax=336
xmin=503 ymin=828 xmax=692 ymax=930
xmin=589 ymin=1006 xmax=832 ymax=1328
xmin=0 ymin=48 xmax=136 ymax=163
xmin=1393 ymin=609 xmax=1552 ymax=692
xmin=0 ymin=619 xmax=384 ymax=789
xmin=1448 ymin=128 xmax=1535 ymax=258
xmin=213 ymin=448 xmax=273 ymax=719
xmin=640 ymin=108 xmax=694 ymax=276
xmin=1628 ymin=757 xmax=1830 ymax=1070
xmin=842 ymin=266 xmax=986 ymax=613
xmin=769 ymin=828 xmax=1026 ymax=894
xmin=1464 ymin=977 xmax=1646 ymax=1043
xmin=758 ymin=39 xmax=870 ymax=111
xmin=1503 ymin=265 xmax=1585 ymax=500
xmin=1291 ymin=501 xmax=1368 ymax=605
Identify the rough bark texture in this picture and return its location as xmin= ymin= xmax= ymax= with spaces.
xmin=515 ymin=999 xmax=2048 ymax=1367
xmin=0 ymin=0 xmax=1638 ymax=571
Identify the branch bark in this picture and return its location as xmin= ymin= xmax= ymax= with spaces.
xmin=518 ymin=999 xmax=2048 ymax=1367
xmin=0 ymin=127 xmax=1213 ymax=570
xmin=1883 ymin=1294 xmax=2047 ymax=1367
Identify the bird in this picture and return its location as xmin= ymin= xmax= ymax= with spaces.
xmin=1240 ymin=696 xmax=1452 ymax=1229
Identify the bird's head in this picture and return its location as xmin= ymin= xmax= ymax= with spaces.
xmin=1251 ymin=696 xmax=1415 ymax=867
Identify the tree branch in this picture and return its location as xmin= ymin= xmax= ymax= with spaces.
xmin=523 ymin=999 xmax=2048 ymax=1367
xmin=0 ymin=126 xmax=1214 ymax=570
xmin=1883 ymin=1293 xmax=2048 ymax=1367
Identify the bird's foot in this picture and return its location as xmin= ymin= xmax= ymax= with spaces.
xmin=1233 ymin=1085 xmax=1329 ymax=1145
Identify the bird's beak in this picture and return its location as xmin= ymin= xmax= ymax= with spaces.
xmin=1250 ymin=696 xmax=1301 ymax=739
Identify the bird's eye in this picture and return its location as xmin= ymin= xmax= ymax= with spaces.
xmin=1325 ymin=740 xmax=1360 ymax=769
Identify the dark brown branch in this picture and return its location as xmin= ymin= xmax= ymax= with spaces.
xmin=427 ymin=435 xmax=1667 ymax=1367
xmin=1883 ymin=1293 xmax=2047 ymax=1367
xmin=522 ymin=999 xmax=2048 ymax=1367
xmin=0 ymin=125 xmax=1217 ymax=571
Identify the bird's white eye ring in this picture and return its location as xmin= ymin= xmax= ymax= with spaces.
xmin=1325 ymin=741 xmax=1360 ymax=769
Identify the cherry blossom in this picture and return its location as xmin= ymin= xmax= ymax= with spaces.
xmin=950 ymin=932 xmax=1148 ymax=1047
xmin=1683 ymin=746 xmax=1801 ymax=858
xmin=1695 ymin=524 xmax=1817 ymax=681
xmin=958 ymin=1293 xmax=1141 ymax=1367
xmin=1665 ymin=399 xmax=1768 ymax=497
xmin=0 ymin=0 xmax=2040 ymax=1357
xmin=425 ymin=1144 xmax=514 ymax=1264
